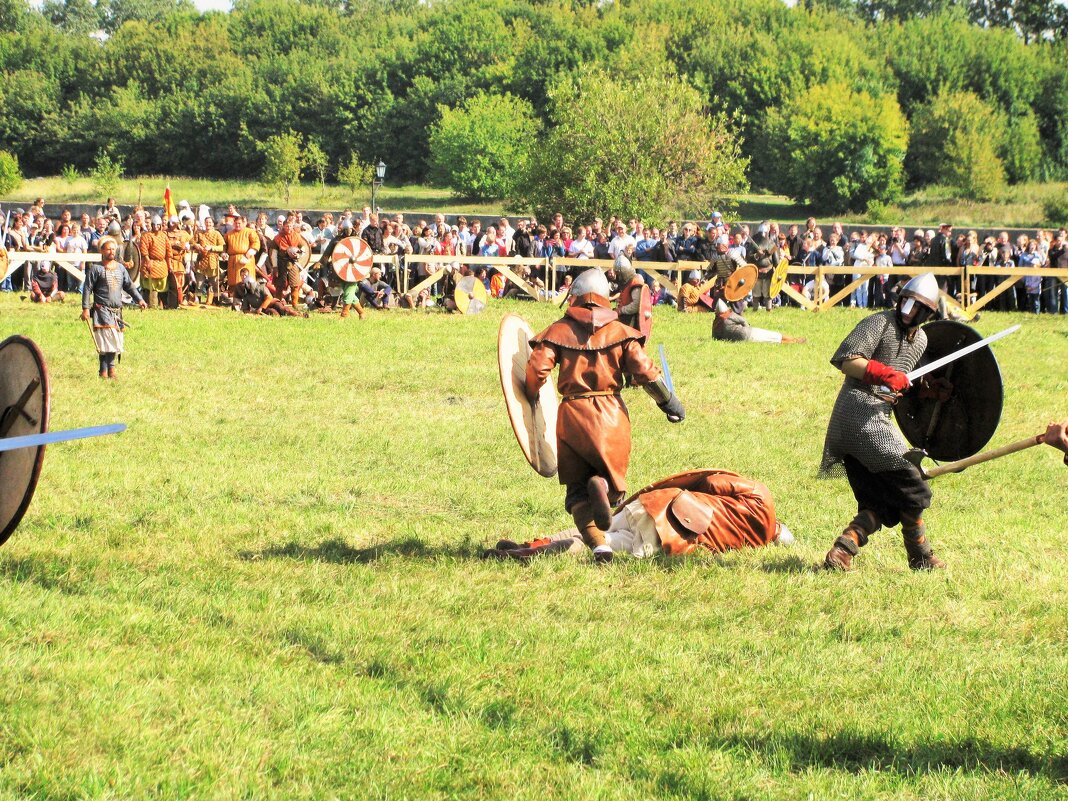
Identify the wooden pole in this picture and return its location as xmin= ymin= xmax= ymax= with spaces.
xmin=925 ymin=433 xmax=1044 ymax=478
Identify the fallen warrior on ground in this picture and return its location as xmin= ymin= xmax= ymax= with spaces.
xmin=711 ymin=298 xmax=806 ymax=344
xmin=483 ymin=469 xmax=793 ymax=562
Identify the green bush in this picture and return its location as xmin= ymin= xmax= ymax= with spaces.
xmin=428 ymin=92 xmax=540 ymax=201
xmin=906 ymin=91 xmax=1005 ymax=198
xmin=60 ymin=164 xmax=81 ymax=183
xmin=89 ymin=151 xmax=124 ymax=199
xmin=1043 ymin=194 xmax=1068 ymax=227
xmin=1001 ymin=112 xmax=1043 ymax=184
xmin=768 ymin=82 xmax=908 ymax=215
xmin=0 ymin=150 xmax=22 ymax=196
xmin=514 ymin=67 xmax=748 ymax=223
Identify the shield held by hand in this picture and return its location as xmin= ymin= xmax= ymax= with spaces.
xmin=894 ymin=320 xmax=1004 ymax=461
xmin=497 ymin=314 xmax=558 ymax=477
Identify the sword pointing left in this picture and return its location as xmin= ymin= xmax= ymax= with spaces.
xmin=0 ymin=424 xmax=127 ymax=453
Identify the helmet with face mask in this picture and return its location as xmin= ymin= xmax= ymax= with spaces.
xmin=614 ymin=261 xmax=636 ymax=286
xmin=896 ymin=272 xmax=939 ymax=328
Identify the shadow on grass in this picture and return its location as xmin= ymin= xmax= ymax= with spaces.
xmin=238 ymin=536 xmax=480 ymax=564
xmin=0 ymin=556 xmax=86 ymax=595
xmin=708 ymin=731 xmax=1067 ymax=783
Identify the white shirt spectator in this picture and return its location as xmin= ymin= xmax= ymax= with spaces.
xmin=608 ymin=232 xmax=636 ymax=259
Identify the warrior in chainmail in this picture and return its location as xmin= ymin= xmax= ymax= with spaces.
xmin=612 ymin=252 xmax=644 ymax=330
xmin=820 ymin=273 xmax=945 ymax=571
xmin=707 ymin=235 xmax=746 ymax=286
xmin=748 ymin=221 xmax=779 ymax=311
xmin=81 ymin=239 xmax=146 ymax=379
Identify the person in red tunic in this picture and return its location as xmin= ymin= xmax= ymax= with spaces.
xmin=484 ymin=469 xmax=794 ymax=561
xmin=525 ymin=268 xmax=684 ymax=563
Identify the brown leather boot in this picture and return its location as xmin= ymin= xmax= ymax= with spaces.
xmin=586 ymin=476 xmax=613 ymax=531
xmin=903 ymin=526 xmax=945 ymax=570
xmin=340 ymin=304 xmax=350 ymax=319
xmin=356 ymin=302 xmax=366 ymax=319
xmin=571 ymin=502 xmax=606 ymax=549
xmin=107 ymin=366 xmax=117 ymax=379
xmin=823 ymin=535 xmax=858 ymax=570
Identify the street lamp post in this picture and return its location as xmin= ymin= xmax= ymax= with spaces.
xmin=371 ymin=160 xmax=387 ymax=213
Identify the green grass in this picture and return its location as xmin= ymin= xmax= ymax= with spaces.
xmin=2 ymin=176 xmax=505 ymax=216
xmin=0 ymin=295 xmax=1066 ymax=800
xmin=7 ymin=177 xmax=1067 ymax=228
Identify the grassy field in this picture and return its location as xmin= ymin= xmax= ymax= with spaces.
xmin=5 ymin=177 xmax=1067 ymax=228
xmin=0 ymin=295 xmax=1066 ymax=800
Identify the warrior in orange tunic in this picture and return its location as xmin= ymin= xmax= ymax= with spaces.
xmin=138 ymin=215 xmax=169 ymax=309
xmin=484 ymin=469 xmax=795 ymax=561
xmin=525 ymin=268 xmax=685 ymax=563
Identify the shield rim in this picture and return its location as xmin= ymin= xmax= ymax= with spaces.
xmin=723 ymin=265 xmax=758 ymax=302
xmin=497 ymin=313 xmax=558 ymax=477
xmin=638 ymin=284 xmax=653 ymax=339
xmin=769 ymin=258 xmax=790 ymax=297
xmin=0 ymin=243 xmax=10 ymax=283
xmin=0 ymin=335 xmax=51 ymax=547
xmin=331 ymin=236 xmax=372 ymax=283
xmin=893 ymin=320 xmax=1004 ymax=461
xmin=126 ymin=242 xmax=142 ymax=282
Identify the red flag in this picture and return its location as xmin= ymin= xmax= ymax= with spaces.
xmin=163 ymin=186 xmax=177 ymax=220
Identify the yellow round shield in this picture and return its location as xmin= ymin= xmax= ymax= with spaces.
xmin=454 ymin=275 xmax=488 ymax=314
xmin=769 ymin=258 xmax=790 ymax=297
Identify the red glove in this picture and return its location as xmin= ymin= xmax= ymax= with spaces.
xmin=863 ymin=359 xmax=910 ymax=392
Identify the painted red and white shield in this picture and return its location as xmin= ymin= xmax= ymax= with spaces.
xmin=331 ymin=236 xmax=373 ymax=283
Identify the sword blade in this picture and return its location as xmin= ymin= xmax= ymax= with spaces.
xmin=658 ymin=344 xmax=674 ymax=393
xmin=906 ymin=324 xmax=1020 ymax=383
xmin=0 ymin=423 xmax=126 ymax=453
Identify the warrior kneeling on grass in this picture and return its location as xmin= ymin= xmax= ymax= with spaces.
xmin=819 ymin=273 xmax=943 ymax=571
xmin=81 ymin=238 xmax=146 ymax=379
xmin=524 ymin=268 xmax=685 ymax=564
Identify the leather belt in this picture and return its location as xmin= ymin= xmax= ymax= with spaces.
xmin=561 ymin=390 xmax=621 ymax=403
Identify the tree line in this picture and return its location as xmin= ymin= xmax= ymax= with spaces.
xmin=0 ymin=0 xmax=1065 ymax=217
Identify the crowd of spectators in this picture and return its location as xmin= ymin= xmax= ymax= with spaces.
xmin=2 ymin=199 xmax=1066 ymax=316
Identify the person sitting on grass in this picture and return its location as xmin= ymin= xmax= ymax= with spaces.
xmin=234 ymin=268 xmax=306 ymax=318
xmin=483 ymin=469 xmax=794 ymax=562
xmin=30 ymin=263 xmax=64 ymax=303
xmin=359 ymin=266 xmax=393 ymax=309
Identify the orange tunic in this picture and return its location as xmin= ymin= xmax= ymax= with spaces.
xmin=622 ymin=470 xmax=778 ymax=556
xmin=526 ymin=297 xmax=660 ymax=496
xmin=166 ymin=230 xmax=191 ymax=273
xmin=138 ymin=230 xmax=169 ymax=280
xmin=192 ymin=230 xmax=225 ymax=276
xmin=225 ymin=228 xmax=260 ymax=288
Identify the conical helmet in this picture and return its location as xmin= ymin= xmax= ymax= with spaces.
xmin=714 ymin=297 xmax=730 ymax=314
xmin=569 ymin=268 xmax=610 ymax=301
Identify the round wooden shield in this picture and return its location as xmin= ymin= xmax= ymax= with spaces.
xmin=126 ymin=240 xmax=141 ymax=282
xmin=618 ymin=468 xmax=740 ymax=509
xmin=454 ymin=275 xmax=488 ymax=314
xmin=332 ymin=236 xmax=372 ymax=283
xmin=0 ymin=336 xmax=50 ymax=547
xmin=0 ymin=243 xmax=10 ymax=283
xmin=638 ymin=284 xmax=653 ymax=339
xmin=498 ymin=314 xmax=558 ymax=477
xmin=723 ymin=264 xmax=758 ymax=302
xmin=894 ymin=320 xmax=1003 ymax=462
xmin=769 ymin=258 xmax=790 ymax=297
xmin=296 ymin=244 xmax=312 ymax=270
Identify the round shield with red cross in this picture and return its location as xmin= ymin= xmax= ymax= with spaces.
xmin=638 ymin=284 xmax=653 ymax=340
xmin=331 ymin=236 xmax=372 ymax=283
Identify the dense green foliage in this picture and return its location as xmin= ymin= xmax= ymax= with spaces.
xmin=0 ymin=149 xmax=21 ymax=195
xmin=769 ymin=83 xmax=908 ymax=214
xmin=2 ymin=298 xmax=1067 ymax=799
xmin=429 ymin=92 xmax=540 ymax=201
xmin=0 ymin=0 xmax=1066 ymax=212
xmin=514 ymin=68 xmax=747 ymax=222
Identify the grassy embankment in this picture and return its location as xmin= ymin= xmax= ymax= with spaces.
xmin=5 ymin=177 xmax=1068 ymax=227
xmin=1 ymin=296 xmax=1066 ymax=799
